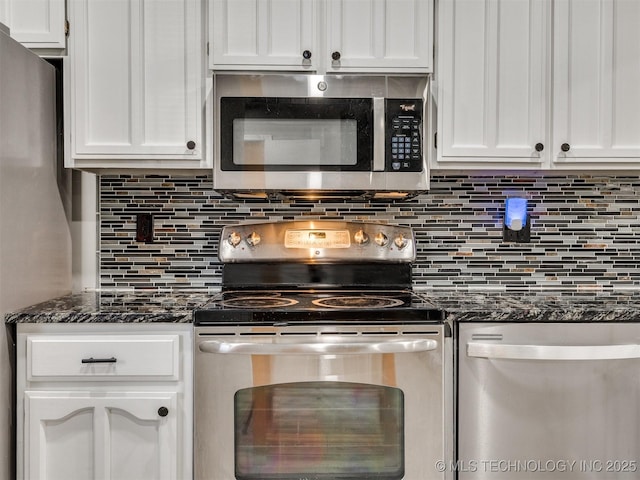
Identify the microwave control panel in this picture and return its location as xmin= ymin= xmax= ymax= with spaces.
xmin=386 ymin=99 xmax=424 ymax=172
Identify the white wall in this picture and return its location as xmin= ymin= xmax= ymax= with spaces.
xmin=71 ymin=170 xmax=97 ymax=292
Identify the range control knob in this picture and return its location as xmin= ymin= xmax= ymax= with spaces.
xmin=246 ymin=231 xmax=261 ymax=247
xmin=227 ymin=231 xmax=242 ymax=248
xmin=354 ymin=229 xmax=369 ymax=245
xmin=394 ymin=234 xmax=408 ymax=250
xmin=374 ymin=232 xmax=389 ymax=247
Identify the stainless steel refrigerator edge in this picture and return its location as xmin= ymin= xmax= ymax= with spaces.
xmin=0 ymin=26 xmax=72 ymax=480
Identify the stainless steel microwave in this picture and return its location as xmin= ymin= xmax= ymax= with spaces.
xmin=213 ymin=74 xmax=430 ymax=201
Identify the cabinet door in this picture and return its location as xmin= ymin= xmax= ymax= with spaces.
xmin=435 ymin=0 xmax=549 ymax=168
xmin=1 ymin=0 xmax=65 ymax=49
xmin=553 ymin=0 xmax=640 ymax=167
xmin=210 ymin=0 xmax=317 ymax=70
xmin=325 ymin=0 xmax=432 ymax=73
xmin=25 ymin=392 xmax=178 ymax=480
xmin=68 ymin=0 xmax=202 ymax=163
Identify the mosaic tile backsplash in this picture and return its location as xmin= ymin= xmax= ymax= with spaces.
xmin=100 ymin=174 xmax=640 ymax=290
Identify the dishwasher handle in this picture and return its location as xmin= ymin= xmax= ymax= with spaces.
xmin=199 ymin=338 xmax=438 ymax=355
xmin=467 ymin=342 xmax=640 ymax=361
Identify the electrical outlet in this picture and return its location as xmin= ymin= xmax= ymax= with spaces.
xmin=136 ymin=213 xmax=154 ymax=243
xmin=503 ymin=222 xmax=530 ymax=243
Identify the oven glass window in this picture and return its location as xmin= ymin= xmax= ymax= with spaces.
xmin=232 ymin=118 xmax=358 ymax=166
xmin=234 ymin=381 xmax=404 ymax=480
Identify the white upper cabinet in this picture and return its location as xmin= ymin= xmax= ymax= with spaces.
xmin=0 ymin=0 xmax=65 ymax=49
xmin=67 ymin=0 xmax=205 ymax=168
xmin=435 ymin=0 xmax=640 ymax=171
xmin=210 ymin=0 xmax=317 ymax=70
xmin=435 ymin=0 xmax=550 ymax=169
xmin=553 ymin=0 xmax=640 ymax=167
xmin=326 ymin=0 xmax=432 ymax=73
xmin=209 ymin=0 xmax=433 ymax=73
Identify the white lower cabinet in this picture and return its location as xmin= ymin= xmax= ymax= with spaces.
xmin=25 ymin=392 xmax=178 ymax=480
xmin=16 ymin=324 xmax=192 ymax=480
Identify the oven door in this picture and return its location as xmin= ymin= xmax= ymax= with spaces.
xmin=195 ymin=325 xmax=446 ymax=480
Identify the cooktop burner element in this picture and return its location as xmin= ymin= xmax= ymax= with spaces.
xmin=219 ymin=296 xmax=299 ymax=309
xmin=195 ymin=289 xmax=444 ymax=325
xmin=311 ymin=296 xmax=405 ymax=309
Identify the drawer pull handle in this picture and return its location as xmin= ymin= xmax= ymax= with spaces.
xmin=81 ymin=357 xmax=117 ymax=364
xmin=158 ymin=407 xmax=169 ymax=417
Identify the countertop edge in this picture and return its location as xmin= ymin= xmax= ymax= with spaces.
xmin=8 ymin=289 xmax=640 ymax=324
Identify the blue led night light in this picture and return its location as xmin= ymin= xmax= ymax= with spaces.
xmin=505 ymin=197 xmax=528 ymax=231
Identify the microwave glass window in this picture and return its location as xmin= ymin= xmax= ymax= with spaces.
xmin=234 ymin=381 xmax=404 ymax=480
xmin=232 ymin=119 xmax=358 ymax=166
xmin=219 ymin=97 xmax=373 ymax=171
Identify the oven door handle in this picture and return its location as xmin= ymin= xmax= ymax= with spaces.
xmin=199 ymin=338 xmax=438 ymax=355
xmin=467 ymin=342 xmax=640 ymax=361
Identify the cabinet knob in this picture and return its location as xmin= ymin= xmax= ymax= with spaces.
xmin=331 ymin=51 xmax=341 ymax=61
xmin=561 ymin=143 xmax=571 ymax=152
xmin=186 ymin=140 xmax=196 ymax=150
xmin=535 ymin=143 xmax=544 ymax=152
xmin=302 ymin=50 xmax=312 ymax=60
xmin=158 ymin=407 xmax=169 ymax=417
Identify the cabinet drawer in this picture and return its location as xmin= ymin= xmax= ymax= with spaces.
xmin=27 ymin=335 xmax=180 ymax=381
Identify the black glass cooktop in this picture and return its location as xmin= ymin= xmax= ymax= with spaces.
xmin=194 ymin=289 xmax=444 ymax=326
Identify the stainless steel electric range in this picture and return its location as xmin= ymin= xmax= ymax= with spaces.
xmin=194 ymin=221 xmax=450 ymax=480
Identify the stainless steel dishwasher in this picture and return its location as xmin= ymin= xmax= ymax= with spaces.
xmin=458 ymin=322 xmax=640 ymax=479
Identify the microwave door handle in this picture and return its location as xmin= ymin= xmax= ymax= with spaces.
xmin=199 ymin=338 xmax=438 ymax=355
xmin=467 ymin=342 xmax=640 ymax=361
xmin=373 ymin=97 xmax=385 ymax=172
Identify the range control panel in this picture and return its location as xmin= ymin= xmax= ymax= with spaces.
xmin=386 ymin=98 xmax=424 ymax=172
xmin=219 ymin=221 xmax=416 ymax=263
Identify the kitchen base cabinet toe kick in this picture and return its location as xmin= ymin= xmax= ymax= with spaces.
xmin=16 ymin=323 xmax=193 ymax=480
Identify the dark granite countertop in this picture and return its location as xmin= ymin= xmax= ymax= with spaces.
xmin=4 ymin=291 xmax=214 ymax=324
xmin=6 ymin=288 xmax=640 ymax=324
xmin=416 ymin=288 xmax=640 ymax=322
